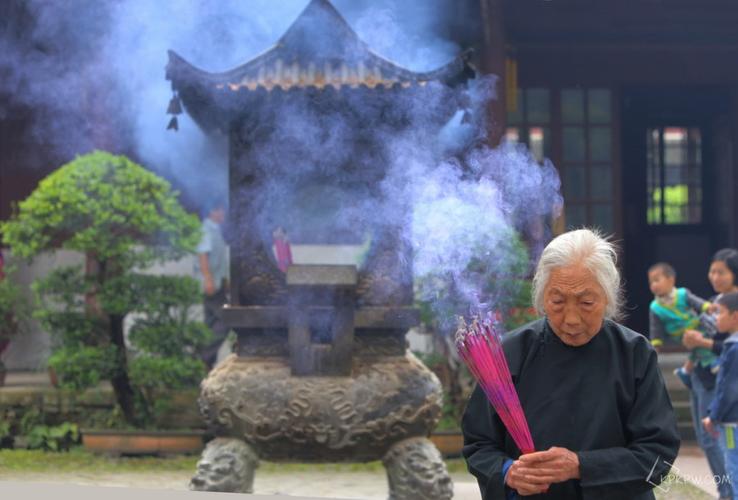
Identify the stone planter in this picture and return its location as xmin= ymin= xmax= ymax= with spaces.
xmin=81 ymin=429 xmax=205 ymax=456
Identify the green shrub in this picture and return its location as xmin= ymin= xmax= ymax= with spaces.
xmin=25 ymin=422 xmax=79 ymax=452
xmin=47 ymin=346 xmax=118 ymax=391
xmin=0 ymin=419 xmax=11 ymax=449
xmin=1 ymin=151 xmax=204 ymax=427
xmin=416 ymin=229 xmax=532 ymax=336
xmin=16 ymin=408 xmax=79 ymax=452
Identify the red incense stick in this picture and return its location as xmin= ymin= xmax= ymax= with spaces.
xmin=456 ymin=316 xmax=535 ymax=454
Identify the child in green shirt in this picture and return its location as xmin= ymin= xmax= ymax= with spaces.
xmin=648 ymin=262 xmax=718 ymax=389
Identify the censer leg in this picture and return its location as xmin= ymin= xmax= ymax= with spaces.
xmin=189 ymin=437 xmax=260 ymax=493
xmin=382 ymin=437 xmax=453 ymax=500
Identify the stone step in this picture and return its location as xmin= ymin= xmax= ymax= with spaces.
xmin=678 ymin=421 xmax=697 ymax=442
xmin=659 ymin=355 xmax=698 ymax=442
xmin=658 ymin=352 xmax=688 ymax=369
xmin=667 ymin=386 xmax=692 ymax=404
xmin=673 ymin=400 xmax=693 ymax=421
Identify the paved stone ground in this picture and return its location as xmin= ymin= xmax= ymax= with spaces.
xmin=672 ymin=445 xmax=731 ymax=499
xmin=0 ymin=371 xmax=720 ymax=499
xmin=0 ymin=460 xmax=715 ymax=500
xmin=0 ymin=470 xmax=481 ymax=499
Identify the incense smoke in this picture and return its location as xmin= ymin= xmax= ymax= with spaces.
xmin=0 ymin=0 xmax=470 ymax=199
xmin=1 ymin=0 xmax=562 ymax=332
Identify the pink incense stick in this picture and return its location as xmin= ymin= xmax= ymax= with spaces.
xmin=456 ymin=316 xmax=535 ymax=454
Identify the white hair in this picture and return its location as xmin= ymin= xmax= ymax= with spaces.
xmin=532 ymin=228 xmax=623 ymax=320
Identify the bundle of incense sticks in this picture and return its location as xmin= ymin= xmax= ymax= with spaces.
xmin=456 ymin=316 xmax=535 ymax=454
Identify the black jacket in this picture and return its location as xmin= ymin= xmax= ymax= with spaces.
xmin=462 ymin=319 xmax=681 ymax=499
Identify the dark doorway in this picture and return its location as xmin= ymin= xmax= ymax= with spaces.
xmin=621 ymin=88 xmax=728 ymax=337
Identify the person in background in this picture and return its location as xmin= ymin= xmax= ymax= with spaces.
xmin=272 ymin=226 xmax=293 ymax=273
xmin=647 ymin=261 xmax=718 ymax=389
xmin=685 ymin=249 xmax=738 ymax=358
xmin=194 ymin=200 xmax=230 ymax=369
xmin=703 ymin=291 xmax=738 ymax=499
xmin=682 ymin=248 xmax=738 ymax=500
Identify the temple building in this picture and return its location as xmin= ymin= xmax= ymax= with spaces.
xmin=485 ymin=0 xmax=738 ymax=333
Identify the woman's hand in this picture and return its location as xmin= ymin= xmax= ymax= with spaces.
xmin=506 ymin=446 xmax=582 ymax=495
xmin=683 ymin=329 xmax=711 ymax=350
xmin=505 ymin=459 xmax=551 ymax=496
xmin=517 ymin=447 xmax=581 ymax=483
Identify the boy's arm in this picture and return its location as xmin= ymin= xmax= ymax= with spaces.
xmin=685 ymin=289 xmax=711 ymax=314
xmin=708 ymin=348 xmax=735 ymax=423
xmin=649 ymin=310 xmax=665 ymax=348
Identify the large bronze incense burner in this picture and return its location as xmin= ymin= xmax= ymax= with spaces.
xmin=166 ymin=1 xmax=471 ymax=497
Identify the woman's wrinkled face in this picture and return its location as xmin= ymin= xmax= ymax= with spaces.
xmin=544 ymin=264 xmax=607 ymax=347
xmin=708 ymin=260 xmax=736 ymax=294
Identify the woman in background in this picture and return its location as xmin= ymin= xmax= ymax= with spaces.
xmin=682 ymin=248 xmax=738 ymax=500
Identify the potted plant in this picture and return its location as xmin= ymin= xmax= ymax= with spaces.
xmin=0 ymin=152 xmax=208 ymax=448
xmin=0 ymin=252 xmax=31 ymax=386
xmin=81 ymin=273 xmax=211 ymax=454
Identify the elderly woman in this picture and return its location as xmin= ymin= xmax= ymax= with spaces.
xmin=462 ymin=229 xmax=680 ymax=499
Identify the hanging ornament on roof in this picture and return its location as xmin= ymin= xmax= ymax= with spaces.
xmin=166 ymin=90 xmax=182 ymax=131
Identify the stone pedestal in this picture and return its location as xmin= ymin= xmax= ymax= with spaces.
xmin=191 ymin=353 xmax=452 ymax=499
xmin=189 ymin=264 xmax=453 ymax=499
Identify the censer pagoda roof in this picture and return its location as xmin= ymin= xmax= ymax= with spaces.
xmin=166 ymin=0 xmax=469 ymax=97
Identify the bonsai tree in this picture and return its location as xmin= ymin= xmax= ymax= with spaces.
xmin=104 ymin=273 xmax=211 ymax=425
xmin=1 ymin=151 xmax=204 ymax=426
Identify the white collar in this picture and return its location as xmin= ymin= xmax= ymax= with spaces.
xmin=726 ymin=332 xmax=738 ymax=344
